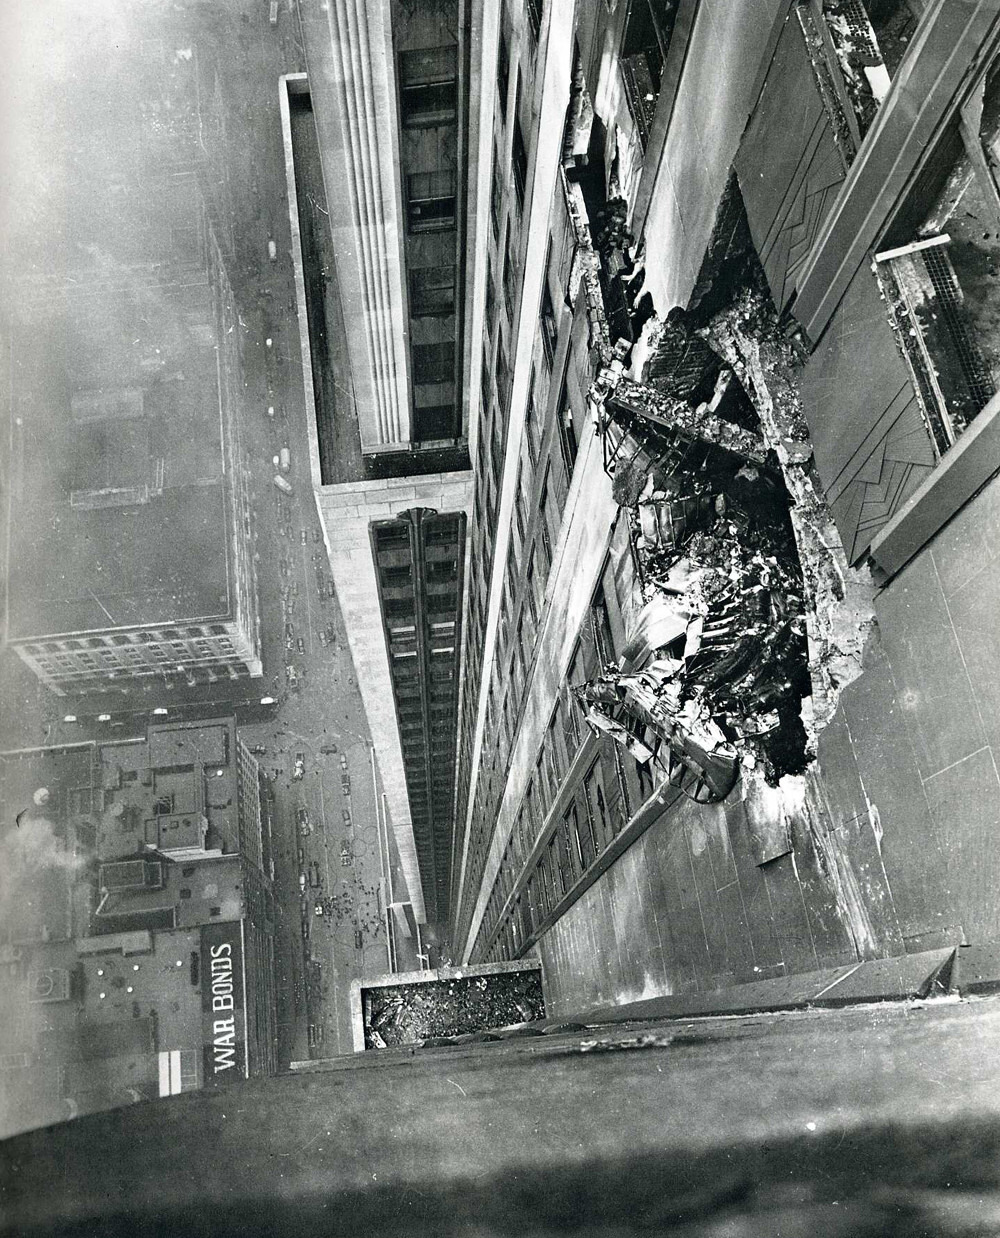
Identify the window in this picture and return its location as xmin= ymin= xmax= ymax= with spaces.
xmin=406 ymin=170 xmax=457 ymax=233
xmin=486 ymin=259 xmax=499 ymax=341
xmin=540 ymin=278 xmax=557 ymax=366
xmin=514 ymin=464 xmax=527 ymax=545
xmin=503 ymin=230 xmax=519 ymax=322
xmin=875 ymin=237 xmax=995 ymax=454
xmin=497 ymin=25 xmax=510 ymax=114
xmin=210 ymin=906 xmax=221 ymax=917
xmin=524 ymin=374 xmax=539 ymax=464
xmin=538 ymin=468 xmax=553 ymax=567
xmin=410 ymin=265 xmax=456 ymax=316
xmin=512 ymin=114 xmax=528 ymax=214
xmin=399 ymin=45 xmax=458 ymax=128
xmin=490 ymin=142 xmax=504 ymax=241
xmin=874 ymin=65 xmax=1000 ymax=459
xmin=620 ymin=0 xmax=677 ymax=148
xmin=180 ymin=888 xmax=192 ymax=900
xmin=414 ymin=401 xmax=457 ymax=442
xmin=412 ymin=340 xmax=456 ymax=385
xmin=799 ymin=1 xmax=916 ymax=150
xmin=182 ymin=866 xmax=196 ymax=877
xmin=557 ymin=379 xmax=578 ymax=473
xmin=496 ymin=336 xmax=511 ymax=415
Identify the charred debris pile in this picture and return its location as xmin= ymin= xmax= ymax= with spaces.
xmin=593 ymin=329 xmax=812 ymax=787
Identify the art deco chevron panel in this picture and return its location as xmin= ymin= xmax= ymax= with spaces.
xmin=735 ymin=9 xmax=847 ymax=314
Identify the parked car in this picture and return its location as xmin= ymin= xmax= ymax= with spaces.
xmin=318 ymin=632 xmax=328 ymax=648
xmin=296 ymin=637 xmax=305 ymax=654
xmin=325 ymin=624 xmax=336 ymax=643
xmin=291 ymin=582 xmax=299 ymax=597
xmin=313 ymin=528 xmax=323 ymax=543
xmin=319 ymin=744 xmax=338 ymax=755
xmin=296 ymin=805 xmax=310 ymax=828
xmin=292 ymin=752 xmax=305 ymax=780
xmin=300 ymin=529 xmax=308 ymax=545
xmin=250 ymin=744 xmax=267 ymax=756
xmin=298 ymin=873 xmax=306 ymax=893
xmin=273 ymin=474 xmax=293 ymax=495
xmin=326 ymin=583 xmax=335 ymax=599
xmin=314 ymin=901 xmax=325 ymax=917
xmin=279 ymin=446 xmax=290 ymax=472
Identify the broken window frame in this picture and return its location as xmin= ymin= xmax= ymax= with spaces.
xmin=795 ymin=0 xmax=918 ymax=162
xmin=873 ymin=62 xmax=1000 ymax=457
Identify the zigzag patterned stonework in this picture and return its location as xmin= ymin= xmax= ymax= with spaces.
xmin=801 ymin=267 xmax=938 ymax=565
xmin=735 ymin=11 xmax=847 ymax=314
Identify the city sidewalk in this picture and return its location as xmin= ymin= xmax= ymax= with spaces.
xmin=537 ymin=472 xmax=1000 ymax=1016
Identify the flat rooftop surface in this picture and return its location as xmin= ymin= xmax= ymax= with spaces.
xmin=1 ymin=4 xmax=234 ymax=641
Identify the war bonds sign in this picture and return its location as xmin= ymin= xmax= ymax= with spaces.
xmin=200 ymin=921 xmax=247 ymax=1086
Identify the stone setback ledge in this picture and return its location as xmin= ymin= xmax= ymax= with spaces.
xmin=558 ymin=945 xmax=972 ymax=1025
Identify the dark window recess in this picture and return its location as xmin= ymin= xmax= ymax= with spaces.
xmin=620 ymin=0 xmax=677 ymax=149
xmin=481 ymin=341 xmax=494 ymax=415
xmin=490 ymin=145 xmax=504 ymax=240
xmin=412 ymin=340 xmax=456 ymax=385
xmin=407 ymin=170 xmax=457 ymax=233
xmin=399 ymin=45 xmax=458 ymax=128
xmin=526 ymin=0 xmax=543 ymax=40
xmin=557 ymin=381 xmax=578 ymax=473
xmin=524 ymin=379 xmax=539 ymax=464
xmin=181 ymin=866 xmax=196 ymax=877
xmin=209 ymin=906 xmax=221 ymax=917
xmin=538 ymin=468 xmax=553 ymax=563
xmin=540 ymin=279 xmax=557 ymax=365
xmin=512 ymin=117 xmax=528 ymax=214
xmin=503 ymin=233 xmax=518 ymax=321
xmin=180 ymin=888 xmax=192 ymax=900
xmin=486 ymin=261 xmax=499 ymax=341
xmin=414 ymin=403 xmax=457 ymax=441
xmin=497 ymin=25 xmax=510 ymax=113
xmin=410 ymin=264 xmax=456 ymax=316
xmin=496 ymin=338 xmax=511 ymax=413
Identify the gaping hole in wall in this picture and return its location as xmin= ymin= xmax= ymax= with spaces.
xmin=592 ymin=366 xmax=811 ymax=788
xmin=583 ymin=176 xmax=872 ymax=789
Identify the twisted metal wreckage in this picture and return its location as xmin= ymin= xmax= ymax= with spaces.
xmin=567 ymin=184 xmax=869 ymax=800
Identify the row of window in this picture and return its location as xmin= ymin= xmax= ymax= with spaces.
xmin=470 ymin=582 xmax=654 ymax=962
